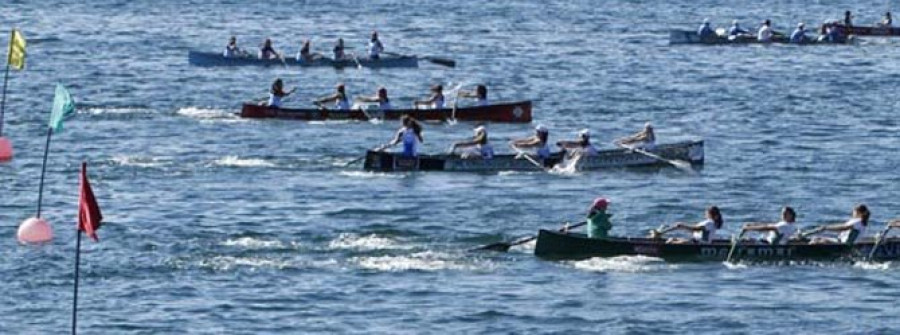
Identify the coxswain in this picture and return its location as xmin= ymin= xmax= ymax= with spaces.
xmin=368 ymin=31 xmax=384 ymax=60
xmin=758 ymin=19 xmax=774 ymax=42
xmin=790 ymin=22 xmax=808 ymax=43
xmin=413 ymin=85 xmax=445 ymax=109
xmin=459 ymin=85 xmax=489 ymax=106
xmin=259 ymin=38 xmax=281 ymax=59
xmin=356 ymin=86 xmax=392 ymax=110
xmin=266 ymin=78 xmax=295 ymax=108
xmin=615 ymin=122 xmax=656 ymax=150
xmin=224 ymin=36 xmax=243 ymax=57
xmin=556 ymin=129 xmax=598 ymax=157
xmin=387 ymin=115 xmax=424 ymax=158
xmin=510 ymin=124 xmax=551 ymax=160
xmin=844 ymin=10 xmax=853 ymax=27
xmin=664 ymin=206 xmax=724 ymax=244
xmin=880 ymin=12 xmax=893 ymax=27
xmin=808 ymin=205 xmax=870 ymax=245
xmin=698 ymin=19 xmax=715 ymax=39
xmin=314 ymin=83 xmax=351 ymax=110
xmin=586 ymin=198 xmax=613 ymax=239
xmin=450 ymin=125 xmax=494 ymax=159
xmin=741 ymin=207 xmax=799 ymax=245
xmin=333 ymin=38 xmax=346 ymax=59
xmin=728 ymin=20 xmax=749 ymax=36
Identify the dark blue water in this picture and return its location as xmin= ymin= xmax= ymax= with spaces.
xmin=2 ymin=1 xmax=899 ymax=333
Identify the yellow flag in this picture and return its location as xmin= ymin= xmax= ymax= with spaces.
xmin=8 ymin=29 xmax=26 ymax=70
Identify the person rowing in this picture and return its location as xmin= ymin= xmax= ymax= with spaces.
xmin=556 ymin=129 xmax=598 ymax=157
xmin=741 ymin=207 xmax=799 ymax=245
xmin=820 ymin=21 xmax=846 ymax=43
xmin=266 ymin=78 xmax=296 ymax=108
xmin=510 ymin=124 xmax=551 ymax=160
xmin=224 ymin=36 xmax=245 ymax=58
xmin=758 ymin=19 xmax=774 ymax=42
xmin=259 ymin=38 xmax=281 ymax=60
xmin=808 ymin=204 xmax=869 ymax=245
xmin=368 ymin=31 xmax=384 ymax=60
xmin=386 ymin=115 xmax=423 ymax=158
xmin=615 ymin=122 xmax=656 ymax=150
xmin=413 ymin=85 xmax=445 ymax=109
xmin=663 ymin=206 xmax=724 ymax=244
xmin=790 ymin=22 xmax=808 ymax=44
xmin=879 ymin=12 xmax=893 ymax=27
xmin=586 ymin=198 xmax=613 ymax=239
xmin=297 ymin=39 xmax=323 ymax=62
xmin=450 ymin=125 xmax=494 ymax=159
xmin=314 ymin=83 xmax=350 ymax=110
xmin=356 ymin=87 xmax=392 ymax=110
xmin=697 ymin=18 xmax=716 ymax=39
xmin=333 ymin=38 xmax=346 ymax=59
xmin=459 ymin=85 xmax=489 ymax=106
xmin=728 ymin=20 xmax=749 ymax=37
xmin=843 ymin=10 xmax=853 ymax=27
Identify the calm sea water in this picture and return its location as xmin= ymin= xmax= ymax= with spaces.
xmin=1 ymin=0 xmax=899 ymax=334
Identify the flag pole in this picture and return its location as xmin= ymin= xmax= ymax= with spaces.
xmin=0 ymin=62 xmax=10 ymax=137
xmin=35 ymin=127 xmax=52 ymax=217
xmin=71 ymin=229 xmax=82 ymax=335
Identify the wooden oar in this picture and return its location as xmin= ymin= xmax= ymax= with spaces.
xmin=866 ymin=222 xmax=896 ymax=261
xmin=344 ymin=143 xmax=388 ymax=167
xmin=349 ymin=52 xmax=363 ymax=69
xmin=383 ymin=51 xmax=455 ymax=68
xmin=511 ymin=146 xmax=548 ymax=171
xmin=725 ymin=229 xmax=747 ymax=263
xmin=648 ymin=225 xmax=680 ymax=239
xmin=617 ymin=143 xmax=694 ymax=173
xmin=474 ymin=221 xmax=587 ymax=252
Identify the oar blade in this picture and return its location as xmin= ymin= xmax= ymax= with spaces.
xmin=473 ymin=242 xmax=513 ymax=252
xmin=425 ymin=56 xmax=456 ymax=68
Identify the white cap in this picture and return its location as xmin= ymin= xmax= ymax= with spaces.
xmin=732 ymin=20 xmax=739 ymax=25
xmin=703 ymin=18 xmax=710 ymax=24
xmin=578 ymin=129 xmax=590 ymax=137
xmin=473 ymin=125 xmax=486 ymax=134
xmin=798 ymin=22 xmax=805 ymax=28
xmin=535 ymin=124 xmax=548 ymax=133
xmin=644 ymin=122 xmax=653 ymax=129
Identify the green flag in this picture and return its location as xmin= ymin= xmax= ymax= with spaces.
xmin=49 ymin=83 xmax=75 ymax=133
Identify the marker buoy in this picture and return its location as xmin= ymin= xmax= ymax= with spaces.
xmin=0 ymin=137 xmax=12 ymax=161
xmin=17 ymin=217 xmax=53 ymax=244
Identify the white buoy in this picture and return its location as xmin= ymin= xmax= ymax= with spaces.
xmin=17 ymin=217 xmax=53 ymax=244
xmin=0 ymin=137 xmax=12 ymax=161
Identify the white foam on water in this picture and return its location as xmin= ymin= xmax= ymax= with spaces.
xmin=199 ymin=256 xmax=291 ymax=271
xmin=111 ymin=155 xmax=168 ymax=168
xmin=568 ymin=255 xmax=674 ymax=273
xmin=853 ymin=261 xmax=892 ymax=271
xmin=176 ymin=107 xmax=236 ymax=119
xmin=338 ymin=171 xmax=405 ymax=178
xmin=82 ymin=107 xmax=154 ymax=115
xmin=222 ymin=237 xmax=287 ymax=249
xmin=328 ymin=233 xmax=411 ymax=251
xmin=308 ymin=120 xmax=356 ymax=126
xmin=213 ymin=156 xmax=276 ymax=168
xmin=723 ymin=261 xmax=749 ymax=270
xmin=352 ymin=251 xmax=473 ymax=272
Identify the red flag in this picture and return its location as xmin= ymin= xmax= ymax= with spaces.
xmin=78 ymin=162 xmax=103 ymax=242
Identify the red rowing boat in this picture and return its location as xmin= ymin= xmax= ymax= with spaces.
xmin=834 ymin=24 xmax=900 ymax=37
xmin=239 ymin=101 xmax=533 ymax=123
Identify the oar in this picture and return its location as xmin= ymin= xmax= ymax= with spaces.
xmin=343 ymin=143 xmax=389 ymax=167
xmin=384 ymin=51 xmax=455 ymax=68
xmin=617 ymin=143 xmax=694 ymax=173
xmin=448 ymin=90 xmax=461 ymax=124
xmin=349 ymin=52 xmax=363 ymax=69
xmin=866 ymin=221 xmax=896 ymax=261
xmin=474 ymin=221 xmax=587 ymax=252
xmin=648 ymin=225 xmax=680 ymax=239
xmin=511 ymin=146 xmax=548 ymax=171
xmin=725 ymin=229 xmax=747 ymax=263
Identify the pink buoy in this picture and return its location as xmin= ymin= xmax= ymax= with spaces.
xmin=0 ymin=137 xmax=12 ymax=161
xmin=17 ymin=217 xmax=53 ymax=244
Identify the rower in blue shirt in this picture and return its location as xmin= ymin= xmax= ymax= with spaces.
xmin=697 ymin=19 xmax=715 ymax=39
xmin=790 ymin=23 xmax=807 ymax=44
xmin=728 ymin=20 xmax=749 ymax=36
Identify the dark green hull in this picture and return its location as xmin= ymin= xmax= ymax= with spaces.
xmin=534 ymin=230 xmax=900 ymax=262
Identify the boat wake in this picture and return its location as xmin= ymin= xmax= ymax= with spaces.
xmin=338 ymin=171 xmax=406 ymax=179
xmin=222 ymin=237 xmax=296 ymax=250
xmin=568 ymin=255 xmax=675 ymax=273
xmin=111 ymin=155 xmax=170 ymax=168
xmin=853 ymin=261 xmax=892 ymax=271
xmin=176 ymin=107 xmax=238 ymax=120
xmin=351 ymin=251 xmax=481 ymax=272
xmin=212 ymin=156 xmax=276 ymax=168
xmin=328 ymin=233 xmax=412 ymax=251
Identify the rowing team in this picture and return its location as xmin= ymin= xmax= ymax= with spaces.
xmin=263 ymin=79 xmax=489 ymax=110
xmin=698 ymin=18 xmax=855 ymax=43
xmin=224 ymin=30 xmax=387 ymax=61
xmin=379 ymin=116 xmax=656 ymax=160
xmin=584 ymin=199 xmax=899 ymax=246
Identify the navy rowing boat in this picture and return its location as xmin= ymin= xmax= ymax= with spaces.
xmin=188 ymin=51 xmax=419 ymax=68
xmin=669 ymin=30 xmax=855 ymax=45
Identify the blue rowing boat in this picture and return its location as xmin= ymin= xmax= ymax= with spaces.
xmin=187 ymin=51 xmax=419 ymax=68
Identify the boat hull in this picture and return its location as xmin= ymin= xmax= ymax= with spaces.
xmin=363 ymin=140 xmax=704 ymax=172
xmin=188 ymin=51 xmax=419 ymax=68
xmin=534 ymin=229 xmax=900 ymax=262
xmin=240 ymin=101 xmax=533 ymax=123
xmin=668 ymin=30 xmax=849 ymax=45
xmin=834 ymin=24 xmax=900 ymax=37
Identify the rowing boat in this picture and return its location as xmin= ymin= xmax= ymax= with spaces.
xmin=833 ymin=24 xmax=900 ymax=37
xmin=240 ymin=101 xmax=532 ymax=123
xmin=363 ymin=140 xmax=703 ymax=172
xmin=534 ymin=229 xmax=900 ymax=261
xmin=668 ymin=30 xmax=852 ymax=45
xmin=188 ymin=51 xmax=418 ymax=68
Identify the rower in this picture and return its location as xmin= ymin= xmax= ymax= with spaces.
xmin=741 ymin=207 xmax=799 ymax=245
xmin=728 ymin=20 xmax=749 ymax=36
xmin=556 ymin=129 xmax=598 ymax=157
xmin=459 ymin=85 xmax=489 ymax=106
xmin=790 ymin=23 xmax=807 ymax=44
xmin=224 ymin=36 xmax=243 ymax=57
xmin=586 ymin=198 xmax=613 ymax=239
xmin=259 ymin=38 xmax=281 ymax=60
xmin=450 ymin=125 xmax=494 ymax=159
xmin=356 ymin=87 xmax=392 ymax=110
xmin=413 ymin=85 xmax=445 ymax=109
xmin=879 ymin=12 xmax=893 ymax=27
xmin=758 ymin=19 xmax=774 ymax=42
xmin=266 ymin=78 xmax=296 ymax=108
xmin=615 ymin=122 xmax=656 ymax=150
xmin=333 ymin=38 xmax=346 ymax=59
xmin=368 ymin=31 xmax=384 ymax=60
xmin=664 ymin=206 xmax=724 ymax=244
xmin=297 ymin=39 xmax=322 ymax=62
xmin=844 ymin=10 xmax=853 ymax=27
xmin=697 ymin=19 xmax=715 ymax=39
xmin=823 ymin=21 xmax=845 ymax=43
xmin=808 ymin=205 xmax=870 ymax=245
xmin=315 ymin=83 xmax=351 ymax=110
xmin=510 ymin=124 xmax=551 ymax=160
xmin=386 ymin=115 xmax=423 ymax=158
